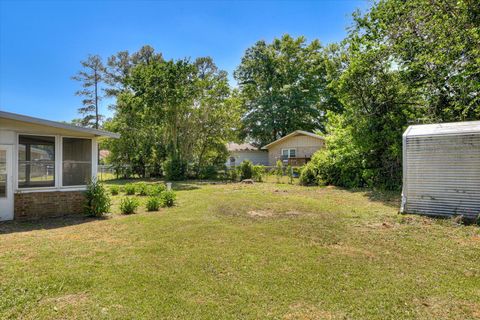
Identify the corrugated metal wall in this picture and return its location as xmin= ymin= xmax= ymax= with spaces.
xmin=404 ymin=133 xmax=480 ymax=219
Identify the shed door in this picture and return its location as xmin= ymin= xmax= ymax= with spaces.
xmin=0 ymin=145 xmax=14 ymax=221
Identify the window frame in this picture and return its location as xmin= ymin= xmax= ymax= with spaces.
xmin=281 ymin=148 xmax=297 ymax=158
xmin=15 ymin=133 xmax=97 ymax=192
xmin=61 ymin=136 xmax=93 ymax=187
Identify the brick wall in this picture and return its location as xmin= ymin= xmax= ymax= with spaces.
xmin=14 ymin=190 xmax=86 ymax=220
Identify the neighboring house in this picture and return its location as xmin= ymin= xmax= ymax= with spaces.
xmin=99 ymin=149 xmax=110 ymax=164
xmin=226 ymin=142 xmax=268 ymax=167
xmin=0 ymin=111 xmax=119 ymax=221
xmin=262 ymin=130 xmax=325 ymax=166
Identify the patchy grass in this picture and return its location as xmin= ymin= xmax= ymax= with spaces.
xmin=0 ymin=180 xmax=479 ymax=319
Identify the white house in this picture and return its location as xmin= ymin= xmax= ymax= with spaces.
xmin=226 ymin=142 xmax=268 ymax=167
xmin=262 ymin=130 xmax=325 ymax=166
xmin=0 ymin=111 xmax=119 ymax=221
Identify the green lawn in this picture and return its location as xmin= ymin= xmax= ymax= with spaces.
xmin=0 ymin=180 xmax=479 ymax=319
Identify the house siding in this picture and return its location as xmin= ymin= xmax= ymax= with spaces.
xmin=267 ymin=135 xmax=324 ymax=166
xmin=227 ymin=150 xmax=269 ymax=167
xmin=14 ymin=191 xmax=86 ymax=220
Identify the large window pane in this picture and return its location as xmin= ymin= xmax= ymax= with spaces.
xmin=18 ymin=135 xmax=55 ymax=188
xmin=62 ymin=138 xmax=92 ymax=186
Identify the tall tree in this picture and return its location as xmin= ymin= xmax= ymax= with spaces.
xmin=72 ymin=55 xmax=105 ymax=128
xmin=234 ymin=34 xmax=340 ymax=146
xmin=352 ymin=0 xmax=480 ymax=121
xmin=104 ymin=50 xmax=238 ymax=180
xmin=309 ymin=0 xmax=479 ymax=190
xmin=104 ymin=45 xmax=163 ymax=99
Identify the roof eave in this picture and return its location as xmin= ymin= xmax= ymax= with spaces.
xmin=261 ymin=130 xmax=324 ymax=149
xmin=0 ymin=110 xmax=120 ymax=138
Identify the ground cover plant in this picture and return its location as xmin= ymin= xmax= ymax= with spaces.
xmin=0 ymin=179 xmax=478 ymax=319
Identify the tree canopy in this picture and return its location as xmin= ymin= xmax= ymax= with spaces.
xmin=234 ymin=34 xmax=340 ymax=147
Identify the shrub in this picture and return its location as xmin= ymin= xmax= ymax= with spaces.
xmin=299 ymin=162 xmax=319 ymax=186
xmin=252 ymin=165 xmax=266 ymax=182
xmin=136 ymin=182 xmax=148 ymax=196
xmin=124 ymin=183 xmax=136 ymax=195
xmin=161 ymin=190 xmax=176 ymax=207
xmin=228 ymin=168 xmax=239 ymax=181
xmin=286 ymin=165 xmax=294 ymax=184
xmin=110 ymin=185 xmax=120 ymax=195
xmin=162 ymin=156 xmax=187 ymax=181
xmin=148 ymin=183 xmax=166 ymax=196
xmin=84 ymin=180 xmax=111 ymax=217
xmin=275 ymin=160 xmax=283 ymax=183
xmin=239 ymin=160 xmax=254 ymax=180
xmin=199 ymin=164 xmax=218 ymax=180
xmin=120 ymin=197 xmax=140 ymax=214
xmin=146 ymin=197 xmax=161 ymax=211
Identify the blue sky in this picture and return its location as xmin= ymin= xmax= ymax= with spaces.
xmin=0 ymin=0 xmax=370 ymax=122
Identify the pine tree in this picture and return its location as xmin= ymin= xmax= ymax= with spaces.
xmin=72 ymin=54 xmax=105 ymax=129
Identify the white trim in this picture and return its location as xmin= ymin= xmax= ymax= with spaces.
xmin=60 ymin=136 xmax=94 ymax=187
xmin=15 ymin=187 xmax=87 ymax=194
xmin=0 ymin=110 xmax=119 ymax=138
xmin=0 ymin=145 xmax=14 ymax=221
xmin=262 ymin=130 xmax=324 ymax=149
xmin=92 ymin=138 xmax=98 ymax=182
xmin=15 ymin=133 xmax=57 ymax=191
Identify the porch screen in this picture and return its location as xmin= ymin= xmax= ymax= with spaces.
xmin=18 ymin=135 xmax=55 ymax=188
xmin=62 ymin=138 xmax=92 ymax=186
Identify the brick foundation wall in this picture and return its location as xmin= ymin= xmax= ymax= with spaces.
xmin=14 ymin=190 xmax=86 ymax=220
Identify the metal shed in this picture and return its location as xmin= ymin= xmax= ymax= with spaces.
xmin=400 ymin=121 xmax=480 ymax=219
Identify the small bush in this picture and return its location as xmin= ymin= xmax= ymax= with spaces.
xmin=124 ymin=183 xmax=136 ymax=195
xmin=148 ymin=183 xmax=166 ymax=196
xmin=252 ymin=165 xmax=266 ymax=182
xmin=136 ymin=182 xmax=148 ymax=196
xmin=275 ymin=160 xmax=283 ymax=183
xmin=239 ymin=160 xmax=254 ymax=180
xmin=120 ymin=197 xmax=140 ymax=214
xmin=286 ymin=165 xmax=294 ymax=184
xmin=110 ymin=185 xmax=120 ymax=195
xmin=299 ymin=162 xmax=318 ymax=186
xmin=199 ymin=165 xmax=218 ymax=180
xmin=146 ymin=197 xmax=161 ymax=211
xmin=84 ymin=179 xmax=111 ymax=217
xmin=228 ymin=168 xmax=239 ymax=181
xmin=161 ymin=190 xmax=176 ymax=207
xmin=163 ymin=156 xmax=187 ymax=181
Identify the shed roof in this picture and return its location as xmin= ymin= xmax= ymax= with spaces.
xmin=261 ymin=130 xmax=324 ymax=149
xmin=404 ymin=120 xmax=480 ymax=137
xmin=0 ymin=110 xmax=120 ymax=138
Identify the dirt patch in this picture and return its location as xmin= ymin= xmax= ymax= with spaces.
xmin=284 ymin=303 xmax=344 ymax=320
xmin=40 ymin=293 xmax=90 ymax=310
xmin=247 ymin=210 xmax=304 ymax=218
xmin=248 ymin=210 xmax=275 ymax=218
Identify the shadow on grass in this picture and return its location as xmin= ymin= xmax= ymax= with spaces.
xmin=0 ymin=215 xmax=107 ymax=235
xmin=341 ymin=187 xmax=401 ymax=209
xmin=102 ymin=178 xmax=232 ymax=192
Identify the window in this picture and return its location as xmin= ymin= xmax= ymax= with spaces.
xmin=62 ymin=138 xmax=92 ymax=186
xmin=18 ymin=135 xmax=55 ymax=188
xmin=281 ymin=148 xmax=296 ymax=158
